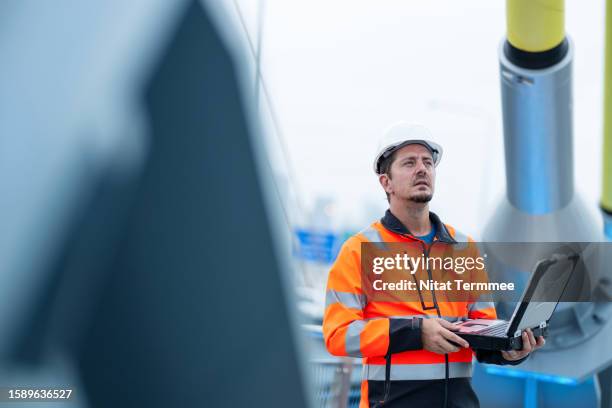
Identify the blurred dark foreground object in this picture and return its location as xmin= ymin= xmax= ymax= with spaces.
xmin=6 ymin=1 xmax=310 ymax=407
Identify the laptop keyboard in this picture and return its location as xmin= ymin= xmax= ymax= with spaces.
xmin=476 ymin=322 xmax=509 ymax=337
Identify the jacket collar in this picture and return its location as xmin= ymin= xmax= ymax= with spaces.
xmin=380 ymin=209 xmax=457 ymax=244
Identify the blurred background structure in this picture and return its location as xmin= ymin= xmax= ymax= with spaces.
xmin=1 ymin=0 xmax=612 ymax=407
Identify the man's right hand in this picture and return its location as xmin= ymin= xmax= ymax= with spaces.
xmin=421 ymin=318 xmax=470 ymax=354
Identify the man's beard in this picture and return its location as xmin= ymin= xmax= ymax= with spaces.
xmin=409 ymin=192 xmax=433 ymax=203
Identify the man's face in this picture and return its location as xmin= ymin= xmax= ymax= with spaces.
xmin=380 ymin=144 xmax=436 ymax=204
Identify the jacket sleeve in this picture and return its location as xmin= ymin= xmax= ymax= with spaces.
xmin=322 ymin=238 xmax=422 ymax=358
xmin=476 ymin=349 xmax=528 ymax=365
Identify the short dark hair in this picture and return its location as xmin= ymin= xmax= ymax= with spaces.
xmin=379 ymin=150 xmax=398 ymax=203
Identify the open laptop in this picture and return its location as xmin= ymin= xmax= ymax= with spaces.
xmin=452 ymin=252 xmax=580 ymax=351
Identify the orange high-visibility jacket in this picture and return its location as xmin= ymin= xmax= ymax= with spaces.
xmin=323 ymin=210 xmax=515 ymax=407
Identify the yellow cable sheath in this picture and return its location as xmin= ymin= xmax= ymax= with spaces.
xmin=507 ymin=0 xmax=565 ymax=52
xmin=603 ymin=0 xmax=612 ymax=212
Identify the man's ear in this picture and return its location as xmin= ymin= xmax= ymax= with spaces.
xmin=379 ymin=174 xmax=392 ymax=194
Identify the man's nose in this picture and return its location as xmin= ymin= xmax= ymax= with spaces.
xmin=415 ymin=160 xmax=428 ymax=174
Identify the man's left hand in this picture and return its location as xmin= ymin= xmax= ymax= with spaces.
xmin=501 ymin=328 xmax=545 ymax=361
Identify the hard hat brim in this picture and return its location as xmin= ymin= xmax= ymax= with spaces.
xmin=373 ymin=139 xmax=443 ymax=174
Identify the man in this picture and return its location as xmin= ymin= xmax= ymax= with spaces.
xmin=322 ymin=122 xmax=544 ymax=408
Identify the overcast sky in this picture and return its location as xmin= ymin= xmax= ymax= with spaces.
xmin=225 ymin=0 xmax=606 ymax=238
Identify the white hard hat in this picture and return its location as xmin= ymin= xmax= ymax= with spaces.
xmin=373 ymin=122 xmax=443 ymax=174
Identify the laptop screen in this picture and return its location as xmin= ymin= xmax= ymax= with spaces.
xmin=506 ymin=253 xmax=579 ymax=336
